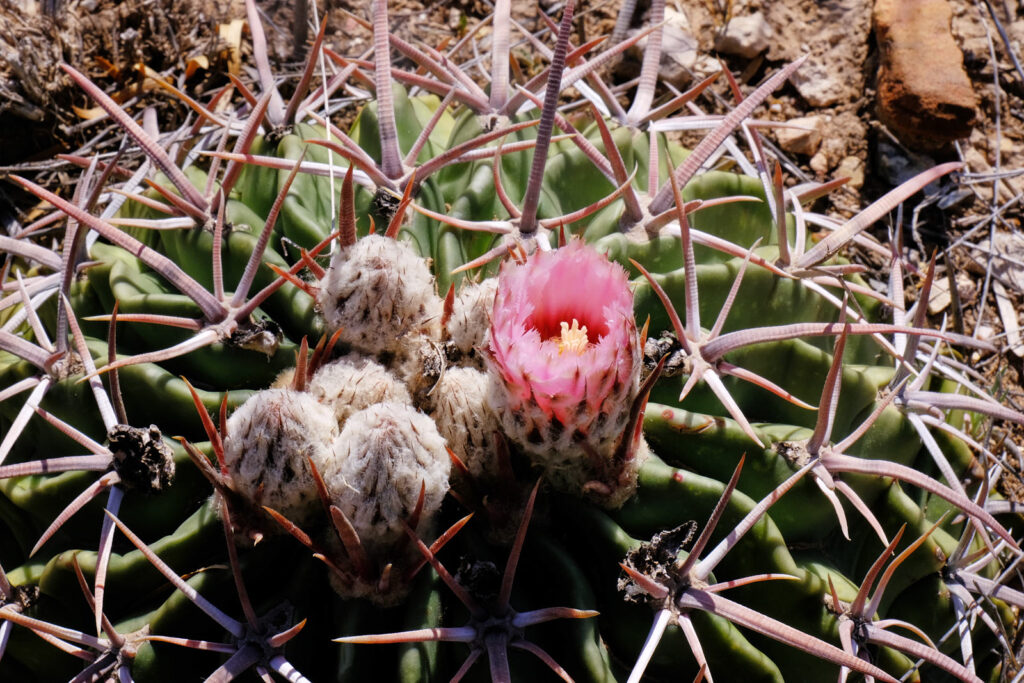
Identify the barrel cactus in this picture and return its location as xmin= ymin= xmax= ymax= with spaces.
xmin=1 ymin=0 xmax=1021 ymax=681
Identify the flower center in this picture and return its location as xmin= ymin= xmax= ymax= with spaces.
xmin=556 ymin=319 xmax=589 ymax=355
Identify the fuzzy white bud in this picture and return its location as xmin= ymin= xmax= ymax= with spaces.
xmin=322 ymin=402 xmax=449 ymax=553
xmin=309 ymin=355 xmax=411 ymax=428
xmin=317 ymin=235 xmax=442 ymax=355
xmin=222 ymin=389 xmax=337 ymax=526
xmin=446 ymin=278 xmax=497 ymax=365
xmin=424 ymin=367 xmax=498 ymax=481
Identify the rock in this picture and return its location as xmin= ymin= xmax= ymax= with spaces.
xmin=820 ymin=137 xmax=848 ymax=172
xmin=963 ymin=146 xmax=988 ymax=172
xmin=789 ymin=60 xmax=846 ymax=107
xmin=835 ymin=156 xmax=865 ymax=190
xmin=714 ymin=12 xmax=772 ymax=59
xmin=809 ymin=151 xmax=830 ymax=176
xmin=768 ymin=0 xmax=872 ymax=108
xmin=1009 ymin=19 xmax=1024 ymax=51
xmin=874 ymin=0 xmax=977 ymax=151
xmin=975 ymin=324 xmax=996 ymax=344
xmin=955 ymin=274 xmax=977 ymax=305
xmin=774 ymin=116 xmax=823 ymax=156
xmin=875 ymin=138 xmax=936 ymax=187
xmin=927 ymin=275 xmax=952 ymax=315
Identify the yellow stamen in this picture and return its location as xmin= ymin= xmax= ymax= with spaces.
xmin=557 ymin=319 xmax=589 ymax=355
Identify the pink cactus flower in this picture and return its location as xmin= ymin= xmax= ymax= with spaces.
xmin=486 ymin=240 xmax=644 ymax=507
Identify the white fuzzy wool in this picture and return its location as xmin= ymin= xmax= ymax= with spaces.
xmin=323 ymin=402 xmax=449 ymax=553
xmin=309 ymin=354 xmax=411 ymax=428
xmin=222 ymin=389 xmax=338 ymax=525
xmin=425 ymin=367 xmax=498 ymax=480
xmin=317 ymin=235 xmax=442 ymax=355
xmin=446 ymin=278 xmax=497 ymax=360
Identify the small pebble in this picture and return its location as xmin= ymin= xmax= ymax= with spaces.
xmin=714 ymin=12 xmax=772 ymax=59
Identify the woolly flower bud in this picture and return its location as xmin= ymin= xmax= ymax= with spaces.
xmin=222 ymin=389 xmax=337 ymax=527
xmin=424 ymin=367 xmax=498 ymax=481
xmin=322 ymin=402 xmax=449 ymax=554
xmin=317 ymin=234 xmax=442 ymax=355
xmin=309 ymin=354 xmax=411 ymax=428
xmin=446 ymin=277 xmax=498 ymax=365
xmin=486 ymin=240 xmax=642 ymax=506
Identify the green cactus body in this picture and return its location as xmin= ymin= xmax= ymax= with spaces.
xmin=0 ymin=17 xmax=1017 ymax=683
